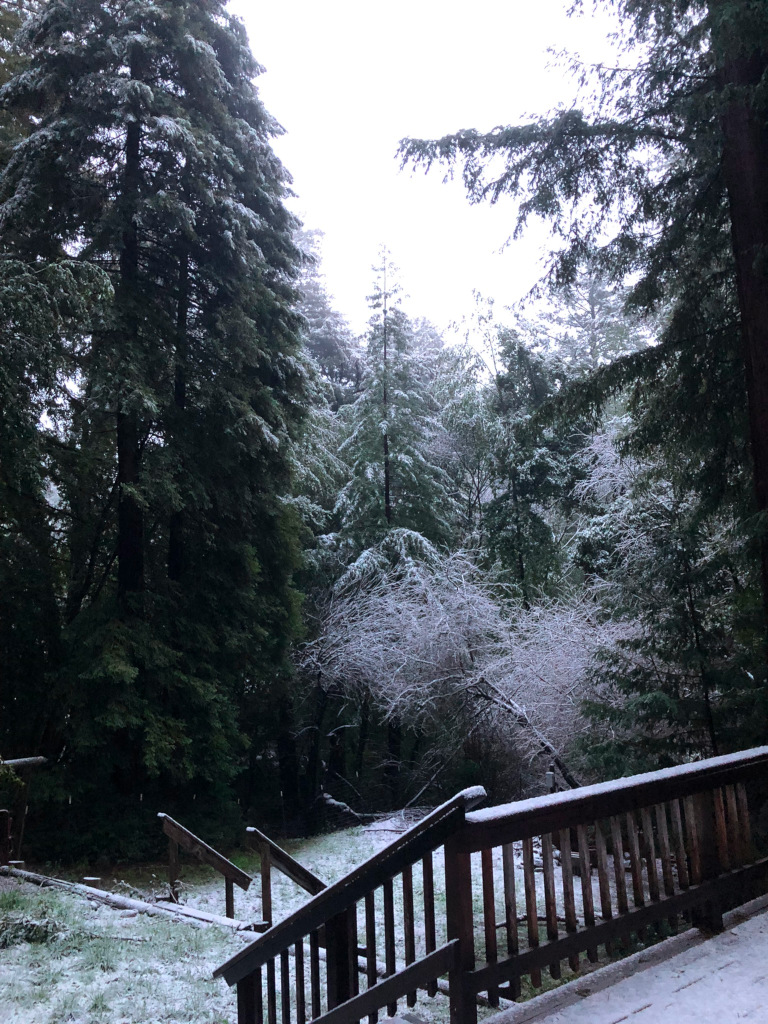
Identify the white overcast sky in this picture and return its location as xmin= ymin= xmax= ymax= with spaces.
xmin=229 ymin=0 xmax=622 ymax=335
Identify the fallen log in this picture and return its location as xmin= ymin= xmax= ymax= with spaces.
xmin=0 ymin=866 xmax=266 ymax=932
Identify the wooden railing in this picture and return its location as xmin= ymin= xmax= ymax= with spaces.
xmin=247 ymin=826 xmax=326 ymax=929
xmin=214 ymin=787 xmax=487 ymax=1024
xmin=214 ymin=748 xmax=768 ymax=1024
xmin=449 ymin=746 xmax=768 ymax=1024
xmin=158 ymin=813 xmax=255 ymax=921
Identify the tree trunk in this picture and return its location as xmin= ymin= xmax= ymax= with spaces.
xmin=116 ymin=58 xmax=144 ymax=608
xmin=715 ymin=14 xmax=768 ymax=639
xmin=168 ymin=251 xmax=189 ymax=582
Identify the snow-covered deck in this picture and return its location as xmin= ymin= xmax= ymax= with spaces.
xmin=493 ymin=896 xmax=768 ymax=1024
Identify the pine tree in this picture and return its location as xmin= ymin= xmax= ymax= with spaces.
xmin=0 ymin=0 xmax=307 ymax=855
xmin=335 ymin=250 xmax=455 ymax=552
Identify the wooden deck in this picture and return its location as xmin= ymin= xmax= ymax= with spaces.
xmin=492 ymin=895 xmax=768 ymax=1024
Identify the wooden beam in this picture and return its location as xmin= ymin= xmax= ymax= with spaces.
xmin=310 ymin=941 xmax=458 ymax=1024
xmin=158 ymin=814 xmax=252 ymax=891
xmin=460 ymin=747 xmax=768 ymax=851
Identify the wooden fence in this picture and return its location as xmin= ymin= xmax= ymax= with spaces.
xmin=215 ymin=748 xmax=768 ymax=1024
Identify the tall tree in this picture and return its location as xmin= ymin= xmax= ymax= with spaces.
xmin=0 ymin=0 xmax=307 ymax=855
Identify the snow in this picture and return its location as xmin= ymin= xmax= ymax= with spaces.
xmin=466 ymin=746 xmax=768 ymax=825
xmin=492 ymin=901 xmax=768 ymax=1024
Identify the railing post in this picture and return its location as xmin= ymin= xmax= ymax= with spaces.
xmin=169 ymin=836 xmax=180 ymax=902
xmin=260 ymin=842 xmax=272 ymax=928
xmin=325 ymin=908 xmax=353 ymax=1009
xmin=444 ymin=834 xmax=477 ymax=1024
xmin=0 ymin=810 xmax=10 ymax=866
xmin=692 ymin=790 xmax=724 ymax=933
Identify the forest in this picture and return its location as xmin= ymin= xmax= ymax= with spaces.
xmin=1 ymin=0 xmax=768 ymax=864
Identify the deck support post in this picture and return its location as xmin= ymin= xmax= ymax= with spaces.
xmin=325 ymin=908 xmax=353 ymax=1009
xmin=445 ymin=834 xmax=477 ymax=1024
xmin=692 ymin=790 xmax=724 ymax=933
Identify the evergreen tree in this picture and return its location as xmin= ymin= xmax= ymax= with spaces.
xmin=0 ymin=0 xmax=307 ymax=855
xmin=335 ymin=250 xmax=455 ymax=551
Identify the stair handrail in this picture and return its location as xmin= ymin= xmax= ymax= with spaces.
xmin=214 ymin=785 xmax=486 ymax=987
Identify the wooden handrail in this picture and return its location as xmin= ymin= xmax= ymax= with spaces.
xmin=246 ymin=827 xmax=326 ymax=896
xmin=2 ymin=757 xmax=47 ymax=770
xmin=459 ymin=746 xmax=768 ymax=850
xmin=158 ymin=813 xmax=252 ymax=890
xmin=214 ymin=786 xmax=485 ymax=986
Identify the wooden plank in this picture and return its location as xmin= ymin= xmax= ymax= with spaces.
xmin=383 ymin=876 xmax=396 ymax=1016
xmin=218 ymin=800 xmax=470 ymax=985
xmin=402 ymin=866 xmax=416 ymax=1007
xmin=261 ymin=843 xmax=273 ymax=929
xmin=266 ymin=958 xmax=277 ymax=1024
xmin=594 ymin=821 xmax=613 ymax=956
xmin=169 ymin=837 xmax=180 ymax=903
xmin=725 ymin=784 xmax=742 ymax=866
xmin=364 ymin=892 xmax=378 ymax=1023
xmin=670 ymin=799 xmax=690 ymax=889
xmin=640 ymin=807 xmax=660 ymax=902
xmin=481 ymin=848 xmax=499 ymax=1004
xmin=684 ymin=796 xmax=702 ymax=884
xmin=713 ymin=788 xmax=730 ymax=872
xmin=226 ymin=877 xmax=235 ymax=920
xmin=326 ymin=911 xmax=352 ymax=1010
xmin=541 ymin=832 xmax=561 ymax=979
xmin=609 ymin=817 xmax=628 ymax=916
xmin=310 ymin=941 xmax=458 ymax=1024
xmin=467 ymin=856 xmax=768 ymax=996
xmin=422 ymin=853 xmax=437 ymax=997
xmin=655 ymin=804 xmax=675 ymax=897
xmin=237 ymin=971 xmax=260 ymax=1024
xmin=3 ymin=757 xmax=47 ymax=769
xmin=501 ymin=842 xmax=521 ymax=999
xmin=655 ymin=803 xmax=677 ymax=932
xmin=310 ymin=930 xmax=321 ymax=1020
xmin=295 ymin=941 xmax=305 ymax=1024
xmin=445 ymin=836 xmax=477 ymax=1024
xmin=459 ymin=748 xmax=768 ymax=851
xmin=280 ymin=949 xmax=290 ymax=1024
xmin=691 ymin=790 xmax=724 ymax=932
xmin=521 ymin=837 xmax=542 ymax=988
xmin=158 ymin=814 xmax=252 ymax=890
xmin=247 ymin=827 xmax=326 ymax=896
xmin=575 ymin=825 xmax=597 ymax=963
xmin=349 ymin=905 xmax=360 ymax=998
xmin=737 ymin=783 xmax=753 ymax=863
xmin=625 ymin=811 xmax=644 ymax=908
xmin=559 ymin=829 xmax=579 ymax=972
